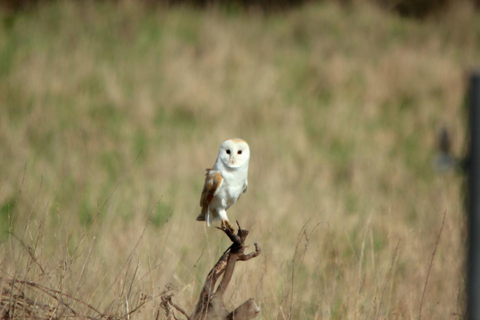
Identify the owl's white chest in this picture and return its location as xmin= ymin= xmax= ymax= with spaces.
xmin=212 ymin=164 xmax=248 ymax=210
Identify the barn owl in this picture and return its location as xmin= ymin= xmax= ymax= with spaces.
xmin=197 ymin=138 xmax=250 ymax=231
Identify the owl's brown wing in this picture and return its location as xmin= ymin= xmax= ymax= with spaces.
xmin=197 ymin=168 xmax=223 ymax=221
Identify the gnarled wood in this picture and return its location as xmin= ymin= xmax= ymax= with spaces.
xmin=162 ymin=221 xmax=261 ymax=320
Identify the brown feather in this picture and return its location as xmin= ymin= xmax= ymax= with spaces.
xmin=197 ymin=169 xmax=223 ymax=221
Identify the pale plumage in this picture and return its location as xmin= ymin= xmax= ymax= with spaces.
xmin=197 ymin=139 xmax=250 ymax=230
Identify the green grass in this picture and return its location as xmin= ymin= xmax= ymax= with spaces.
xmin=0 ymin=0 xmax=477 ymax=318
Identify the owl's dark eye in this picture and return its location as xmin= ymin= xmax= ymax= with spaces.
xmin=226 ymin=150 xmax=231 ymax=154
xmin=238 ymin=150 xmax=242 ymax=155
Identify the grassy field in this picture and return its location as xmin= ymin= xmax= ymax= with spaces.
xmin=1 ymin=0 xmax=479 ymax=318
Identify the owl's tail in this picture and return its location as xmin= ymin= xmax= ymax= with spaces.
xmin=196 ymin=213 xmax=205 ymax=221
xmin=196 ymin=207 xmax=212 ymax=227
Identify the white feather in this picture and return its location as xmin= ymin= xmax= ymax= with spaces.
xmin=206 ymin=209 xmax=211 ymax=227
xmin=200 ymin=139 xmax=250 ymax=226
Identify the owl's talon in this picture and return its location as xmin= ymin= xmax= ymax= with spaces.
xmin=224 ymin=220 xmax=235 ymax=233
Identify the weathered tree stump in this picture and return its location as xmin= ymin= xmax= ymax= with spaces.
xmin=162 ymin=221 xmax=261 ymax=320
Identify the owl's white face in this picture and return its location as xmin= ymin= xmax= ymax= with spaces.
xmin=218 ymin=139 xmax=250 ymax=169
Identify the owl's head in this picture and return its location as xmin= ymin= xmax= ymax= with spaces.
xmin=218 ymin=138 xmax=250 ymax=169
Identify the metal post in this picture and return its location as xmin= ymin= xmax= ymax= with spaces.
xmin=468 ymin=72 xmax=480 ymax=319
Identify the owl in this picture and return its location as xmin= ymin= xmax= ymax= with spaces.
xmin=197 ymin=138 xmax=250 ymax=231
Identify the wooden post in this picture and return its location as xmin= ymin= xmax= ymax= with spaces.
xmin=468 ymin=72 xmax=480 ymax=320
xmin=161 ymin=221 xmax=261 ymax=320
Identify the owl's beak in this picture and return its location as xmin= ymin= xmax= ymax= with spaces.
xmin=230 ymin=158 xmax=236 ymax=165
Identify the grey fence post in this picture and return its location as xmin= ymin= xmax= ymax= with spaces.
xmin=468 ymin=72 xmax=480 ymax=319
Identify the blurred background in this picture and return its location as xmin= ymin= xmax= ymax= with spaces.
xmin=0 ymin=0 xmax=477 ymax=318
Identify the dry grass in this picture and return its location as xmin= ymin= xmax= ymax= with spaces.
xmin=0 ymin=0 xmax=478 ymax=318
